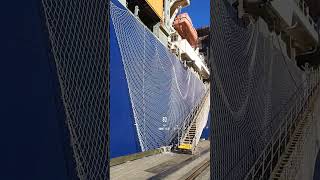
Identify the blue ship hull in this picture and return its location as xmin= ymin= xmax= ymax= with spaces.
xmin=110 ymin=0 xmax=209 ymax=158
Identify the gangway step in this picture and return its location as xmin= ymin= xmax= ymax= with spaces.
xmin=271 ymin=99 xmax=316 ymax=179
xmin=178 ymin=143 xmax=193 ymax=150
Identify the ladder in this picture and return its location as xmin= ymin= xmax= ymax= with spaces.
xmin=177 ymin=85 xmax=210 ymax=154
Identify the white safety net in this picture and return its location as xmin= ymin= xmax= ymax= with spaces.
xmin=42 ymin=1 xmax=109 ymax=179
xmin=209 ymin=0 xmax=308 ymax=179
xmin=110 ymin=2 xmax=206 ymax=151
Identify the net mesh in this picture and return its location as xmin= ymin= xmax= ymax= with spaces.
xmin=282 ymin=108 xmax=317 ymax=180
xmin=209 ymin=0 xmax=307 ymax=179
xmin=42 ymin=1 xmax=109 ymax=179
xmin=295 ymin=98 xmax=320 ymax=180
xmin=110 ymin=2 xmax=206 ymax=151
xmin=278 ymin=71 xmax=320 ymax=180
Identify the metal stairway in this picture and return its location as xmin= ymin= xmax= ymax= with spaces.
xmin=177 ymin=84 xmax=210 ymax=154
xmin=244 ymin=69 xmax=320 ymax=180
xmin=183 ymin=121 xmax=196 ymax=145
xmin=271 ymin=77 xmax=320 ymax=180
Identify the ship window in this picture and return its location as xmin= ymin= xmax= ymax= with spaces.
xmin=172 ymin=35 xmax=178 ymax=42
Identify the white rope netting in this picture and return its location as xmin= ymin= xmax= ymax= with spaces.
xmin=209 ymin=0 xmax=307 ymax=179
xmin=42 ymin=1 xmax=109 ymax=179
xmin=110 ymin=2 xmax=206 ymax=151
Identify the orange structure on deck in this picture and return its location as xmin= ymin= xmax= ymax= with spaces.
xmin=173 ymin=13 xmax=198 ymax=47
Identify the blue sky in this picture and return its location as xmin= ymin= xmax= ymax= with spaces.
xmin=181 ymin=0 xmax=210 ymax=28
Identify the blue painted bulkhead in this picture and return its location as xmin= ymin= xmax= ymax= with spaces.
xmin=0 ymin=1 xmax=77 ymax=179
xmin=110 ymin=0 xmax=209 ymax=158
xmin=110 ymin=0 xmax=141 ymax=158
xmin=201 ymin=112 xmax=211 ymax=140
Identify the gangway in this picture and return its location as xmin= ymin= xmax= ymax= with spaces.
xmin=244 ymin=68 xmax=320 ymax=180
xmin=175 ymin=84 xmax=210 ymax=154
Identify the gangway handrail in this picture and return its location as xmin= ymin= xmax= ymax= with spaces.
xmin=179 ymin=85 xmax=210 ymax=151
xmin=177 ymin=85 xmax=209 ymax=145
xmin=244 ymin=68 xmax=320 ymax=179
xmin=190 ymin=88 xmax=210 ymax=152
xmin=169 ymin=83 xmax=210 ymax=147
